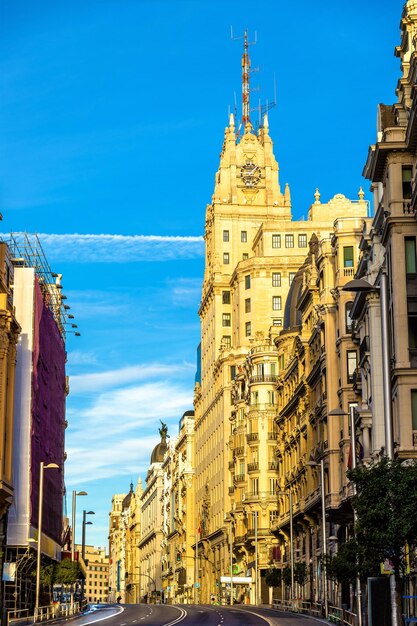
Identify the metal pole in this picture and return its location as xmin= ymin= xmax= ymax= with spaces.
xmin=350 ymin=406 xmax=363 ymax=626
xmin=230 ymin=519 xmax=234 ymax=605
xmin=195 ymin=528 xmax=198 ymax=604
xmin=35 ymin=462 xmax=44 ymax=621
xmin=81 ymin=511 xmax=86 ymax=605
xmin=71 ymin=491 xmax=76 ymax=562
xmin=380 ymin=272 xmax=394 ymax=460
xmin=320 ymin=459 xmax=328 ymax=619
xmin=254 ymin=512 xmax=258 ymax=605
xmin=289 ymin=491 xmax=294 ymax=607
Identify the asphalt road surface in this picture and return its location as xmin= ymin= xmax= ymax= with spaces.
xmin=71 ymin=603 xmax=326 ymax=626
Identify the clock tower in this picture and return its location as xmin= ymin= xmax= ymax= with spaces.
xmin=194 ymin=31 xmax=367 ymax=604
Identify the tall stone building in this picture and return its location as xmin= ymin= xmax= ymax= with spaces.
xmin=75 ymin=544 xmax=109 ymax=604
xmin=162 ymin=411 xmax=195 ymax=604
xmin=0 ymin=241 xmax=20 ymax=613
xmin=354 ymin=0 xmax=417 ymax=462
xmin=193 ymin=34 xmax=369 ymax=603
xmin=4 ymin=234 xmax=67 ymax=613
xmin=108 ymin=493 xmax=126 ymax=602
xmin=138 ymin=424 xmax=167 ymax=602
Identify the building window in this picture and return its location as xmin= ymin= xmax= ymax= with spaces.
xmin=402 ymin=165 xmax=412 ymax=200
xmin=412 ymin=390 xmax=417 ymax=432
xmin=285 ymin=234 xmax=294 ymax=248
xmin=241 ymin=230 xmax=247 ymax=243
xmin=245 ymin=321 xmax=251 ymax=336
xmin=223 ymin=230 xmax=229 ymax=242
xmin=230 ymin=365 xmax=236 ymax=380
xmin=405 ymin=237 xmax=417 ymax=274
xmin=223 ymin=335 xmax=231 ymax=348
xmin=408 ymin=298 xmax=417 ymax=355
xmin=222 ymin=313 xmax=231 ymax=327
xmin=272 ymin=318 xmax=283 ymax=326
xmin=272 ymin=234 xmax=281 ymax=248
xmin=289 ymin=272 xmax=296 ymax=285
xmin=245 ymin=274 xmax=251 ymax=289
xmin=245 ymin=298 xmax=251 ymax=313
xmin=251 ymin=478 xmax=259 ymax=496
xmin=343 ymin=246 xmax=354 ymax=268
xmin=272 ymin=296 xmax=282 ymax=310
xmin=223 ymin=252 xmax=230 ymax=264
xmin=272 ymin=272 xmax=281 ymax=287
xmin=269 ymin=510 xmax=279 ymax=525
xmin=345 ymin=301 xmax=354 ymax=332
xmin=298 ymin=234 xmax=307 ymax=247
xmin=243 ymin=253 xmax=249 ymax=260
xmin=347 ymin=350 xmax=357 ymax=383
xmin=222 ymin=290 xmax=230 ymax=304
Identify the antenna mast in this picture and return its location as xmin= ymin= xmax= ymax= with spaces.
xmin=242 ymin=30 xmax=251 ymax=126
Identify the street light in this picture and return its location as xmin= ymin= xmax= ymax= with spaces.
xmin=329 ymin=406 xmax=362 ymax=626
xmin=82 ymin=511 xmax=95 ymax=562
xmin=306 ymin=458 xmax=328 ymax=619
xmin=276 ymin=490 xmax=294 ymax=607
xmin=81 ymin=511 xmax=95 ymax=605
xmin=71 ymin=491 xmax=87 ymax=561
xmin=35 ymin=462 xmax=59 ymax=622
xmin=343 ymin=273 xmax=394 ymax=459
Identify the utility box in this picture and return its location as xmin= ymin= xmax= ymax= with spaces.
xmin=368 ymin=577 xmax=392 ymax=626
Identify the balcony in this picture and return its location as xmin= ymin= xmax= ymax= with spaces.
xmin=234 ymin=474 xmax=245 ymax=483
xmin=228 ymin=486 xmax=235 ymax=495
xmin=268 ymin=432 xmax=278 ymax=441
xmin=235 ymin=446 xmax=244 ymax=456
xmin=359 ymin=335 xmax=370 ymax=364
xmin=228 ymin=461 xmax=235 ymax=469
xmin=269 ymin=461 xmax=279 ymax=470
xmin=247 ymin=462 xmax=259 ymax=472
xmin=246 ymin=433 xmax=259 ymax=442
xmin=250 ymin=375 xmax=278 ymax=384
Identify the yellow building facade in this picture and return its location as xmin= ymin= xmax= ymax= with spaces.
xmin=75 ymin=544 xmax=109 ymax=604
xmin=194 ymin=38 xmax=369 ymax=603
xmin=162 ymin=411 xmax=195 ymax=604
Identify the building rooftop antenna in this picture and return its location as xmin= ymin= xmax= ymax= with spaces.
xmin=231 ymin=27 xmax=257 ymax=136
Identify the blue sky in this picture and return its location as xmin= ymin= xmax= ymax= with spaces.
xmin=1 ymin=0 xmax=402 ymax=548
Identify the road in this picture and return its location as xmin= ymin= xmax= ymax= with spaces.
xmin=72 ymin=603 xmax=326 ymax=626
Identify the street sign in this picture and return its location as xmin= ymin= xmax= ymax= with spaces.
xmin=220 ymin=576 xmax=252 ymax=584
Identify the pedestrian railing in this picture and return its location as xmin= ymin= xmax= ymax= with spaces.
xmin=7 ymin=609 xmax=30 ymax=626
xmin=271 ymin=599 xmax=357 ymax=625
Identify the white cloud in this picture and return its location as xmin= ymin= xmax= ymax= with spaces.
xmin=1 ymin=232 xmax=204 ymax=263
xmin=65 ymin=379 xmax=192 ymax=487
xmin=169 ymin=277 xmax=202 ymax=307
xmin=69 ymin=361 xmax=194 ymax=394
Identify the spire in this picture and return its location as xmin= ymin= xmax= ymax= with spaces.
xmin=242 ymin=30 xmax=251 ymax=127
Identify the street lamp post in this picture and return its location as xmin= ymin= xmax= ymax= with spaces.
xmin=35 ymin=462 xmax=59 ymax=622
xmin=277 ymin=490 xmax=294 ymax=606
xmin=71 ymin=491 xmax=87 ymax=561
xmin=329 ymin=406 xmax=363 ymax=626
xmin=307 ymin=459 xmax=328 ymax=619
xmin=81 ymin=510 xmax=95 ymax=605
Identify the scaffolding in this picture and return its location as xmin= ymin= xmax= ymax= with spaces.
xmin=2 ymin=232 xmax=71 ymax=338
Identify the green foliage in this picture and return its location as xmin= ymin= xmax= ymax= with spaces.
xmin=282 ymin=565 xmax=292 ymax=587
xmin=294 ymin=561 xmax=308 ymax=585
xmin=264 ymin=567 xmax=281 ymax=587
xmin=55 ymin=560 xmax=82 ymax=585
xmin=39 ymin=564 xmax=57 ymax=589
xmin=348 ymin=457 xmax=417 ymax=577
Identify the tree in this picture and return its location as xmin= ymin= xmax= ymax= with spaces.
xmin=265 ymin=568 xmax=281 ymax=588
xmin=294 ymin=562 xmax=308 ymax=586
xmin=55 ymin=560 xmax=82 ymax=585
xmin=348 ymin=457 xmax=417 ymax=624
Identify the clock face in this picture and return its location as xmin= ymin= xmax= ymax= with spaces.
xmin=240 ymin=161 xmax=261 ymax=187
